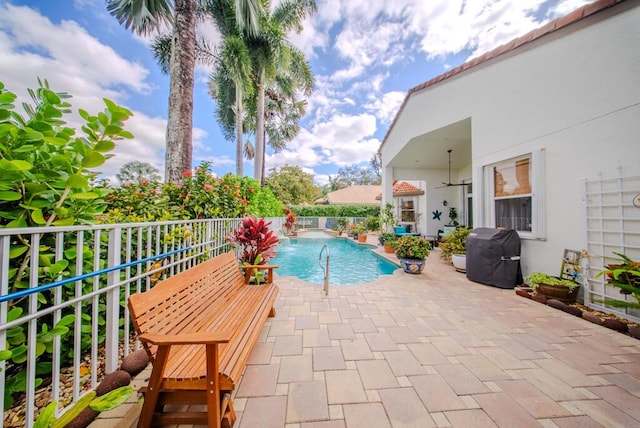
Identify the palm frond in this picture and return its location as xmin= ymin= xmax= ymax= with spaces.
xmin=106 ymin=0 xmax=174 ymax=34
xmin=150 ymin=32 xmax=173 ymax=74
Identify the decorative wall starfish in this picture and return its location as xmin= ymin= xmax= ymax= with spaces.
xmin=432 ymin=210 xmax=442 ymax=220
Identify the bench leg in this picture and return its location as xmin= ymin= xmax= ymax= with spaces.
xmin=206 ymin=344 xmax=221 ymax=428
xmin=138 ymin=346 xmax=170 ymax=428
xmin=221 ymin=393 xmax=236 ymax=428
xmin=268 ymin=307 xmax=276 ymax=317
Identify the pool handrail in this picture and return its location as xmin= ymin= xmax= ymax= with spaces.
xmin=319 ymin=244 xmax=330 ymax=295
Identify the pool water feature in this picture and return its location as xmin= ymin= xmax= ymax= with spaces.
xmin=272 ymin=232 xmax=398 ymax=285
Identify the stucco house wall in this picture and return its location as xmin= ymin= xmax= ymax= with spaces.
xmin=381 ymin=0 xmax=640 ymax=275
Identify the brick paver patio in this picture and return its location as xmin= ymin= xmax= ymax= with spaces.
xmin=99 ymin=247 xmax=640 ymax=427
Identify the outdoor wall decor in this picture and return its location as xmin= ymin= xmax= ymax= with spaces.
xmin=560 ymin=249 xmax=583 ymax=282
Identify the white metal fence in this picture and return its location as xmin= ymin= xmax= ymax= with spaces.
xmin=584 ymin=171 xmax=640 ymax=322
xmin=0 ymin=217 xmax=286 ymax=427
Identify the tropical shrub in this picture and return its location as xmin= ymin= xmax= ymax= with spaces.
xmin=596 ymin=252 xmax=640 ymax=308
xmin=227 ymin=216 xmax=279 ymax=264
xmin=102 ymin=162 xmax=283 ymax=222
xmin=0 ymin=79 xmax=133 ymax=408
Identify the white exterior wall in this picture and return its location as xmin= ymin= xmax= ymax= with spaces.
xmin=382 ymin=3 xmax=640 ymax=275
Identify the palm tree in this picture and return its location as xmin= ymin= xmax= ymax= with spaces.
xmin=206 ymin=1 xmax=254 ymax=176
xmin=247 ymin=0 xmax=317 ymax=184
xmin=259 ymin=67 xmax=312 ymax=179
xmin=107 ymin=0 xmax=262 ymax=183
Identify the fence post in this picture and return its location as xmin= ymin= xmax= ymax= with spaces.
xmin=105 ymin=227 xmax=122 ymax=374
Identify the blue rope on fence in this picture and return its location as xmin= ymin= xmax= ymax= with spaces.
xmin=0 ymin=246 xmax=192 ymax=304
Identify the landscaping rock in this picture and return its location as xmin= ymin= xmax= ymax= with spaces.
xmin=563 ymin=305 xmax=583 ymax=317
xmin=603 ymin=318 xmax=629 ymax=333
xmin=65 ymin=407 xmax=99 ymax=428
xmin=96 ymin=370 xmax=131 ymax=396
xmin=532 ymin=294 xmax=547 ymax=304
xmin=582 ymin=312 xmax=604 ymax=325
xmin=120 ymin=349 xmax=149 ymax=376
xmin=629 ymin=326 xmax=640 ymax=339
xmin=547 ymin=299 xmax=567 ymax=310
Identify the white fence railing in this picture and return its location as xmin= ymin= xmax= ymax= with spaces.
xmin=0 ymin=217 xmax=284 ymax=427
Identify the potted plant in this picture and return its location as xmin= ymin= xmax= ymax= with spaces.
xmin=439 ymin=227 xmax=472 ymax=272
xmin=525 ymin=272 xmax=580 ymax=303
xmin=352 ymin=223 xmax=367 ymax=243
xmin=335 ymin=217 xmax=349 ymax=236
xmin=379 ymin=232 xmax=396 ymax=253
xmin=394 ymin=235 xmax=431 ymax=274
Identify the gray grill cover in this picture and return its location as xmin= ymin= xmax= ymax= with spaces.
xmin=466 ymin=228 xmax=523 ymax=289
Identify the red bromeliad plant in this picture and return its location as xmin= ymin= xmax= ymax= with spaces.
xmin=284 ymin=208 xmax=296 ymax=234
xmin=228 ymin=216 xmax=279 ymax=264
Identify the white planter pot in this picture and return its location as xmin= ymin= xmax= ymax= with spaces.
xmin=452 ymin=254 xmax=466 ymax=272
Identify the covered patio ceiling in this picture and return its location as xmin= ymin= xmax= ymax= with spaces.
xmin=387 ymin=118 xmax=472 ymax=170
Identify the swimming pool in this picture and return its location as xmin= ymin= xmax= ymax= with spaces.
xmin=271 ymin=231 xmax=398 ymax=285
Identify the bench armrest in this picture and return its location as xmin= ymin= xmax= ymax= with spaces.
xmin=139 ymin=332 xmax=230 ymax=346
xmin=242 ymin=264 xmax=279 ymax=284
xmin=242 ymin=264 xmax=279 ymax=270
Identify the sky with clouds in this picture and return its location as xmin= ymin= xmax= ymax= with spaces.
xmin=0 ymin=0 xmax=594 ymax=185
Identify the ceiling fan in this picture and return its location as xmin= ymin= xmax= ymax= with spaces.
xmin=437 ymin=149 xmax=467 ymax=188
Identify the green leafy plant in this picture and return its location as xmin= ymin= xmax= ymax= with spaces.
xmin=365 ymin=215 xmax=380 ymax=233
xmin=102 ymin=162 xmax=283 ymax=223
xmin=34 ymin=386 xmax=132 ymax=427
xmin=525 ymin=273 xmax=579 ymax=291
xmin=291 ymin=204 xmax=380 ymax=218
xmin=379 ymin=203 xmax=397 ymax=233
xmin=378 ymin=232 xmax=394 ymax=246
xmin=447 ymin=207 xmax=459 ymax=226
xmin=0 ymin=78 xmax=133 ymax=409
xmin=595 ymin=252 xmax=640 ymax=308
xmin=335 ymin=217 xmax=349 ymax=234
xmin=394 ymin=236 xmax=431 ymax=260
xmin=439 ymin=227 xmax=472 ymax=262
xmin=351 ymin=223 xmax=366 ymax=236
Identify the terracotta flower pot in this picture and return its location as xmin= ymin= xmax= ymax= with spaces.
xmin=384 ymin=243 xmax=395 ymax=253
xmin=357 ymin=234 xmax=367 ymax=243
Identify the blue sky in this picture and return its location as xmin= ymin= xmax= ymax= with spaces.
xmin=0 ymin=0 xmax=593 ymax=185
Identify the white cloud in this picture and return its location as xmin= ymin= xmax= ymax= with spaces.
xmin=365 ymin=91 xmax=406 ymax=125
xmin=0 ymin=3 xmax=211 ymax=180
xmin=265 ymin=113 xmax=379 ymax=176
xmin=547 ymin=0 xmax=596 ymax=18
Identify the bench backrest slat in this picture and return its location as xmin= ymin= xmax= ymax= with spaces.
xmin=129 ymin=251 xmax=246 ymax=357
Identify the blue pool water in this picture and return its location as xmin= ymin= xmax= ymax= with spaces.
xmin=271 ymin=231 xmax=398 ymax=285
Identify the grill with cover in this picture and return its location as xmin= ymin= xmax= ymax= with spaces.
xmin=466 ymin=227 xmax=523 ymax=289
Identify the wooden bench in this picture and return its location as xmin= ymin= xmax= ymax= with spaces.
xmin=128 ymin=250 xmax=279 ymax=427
